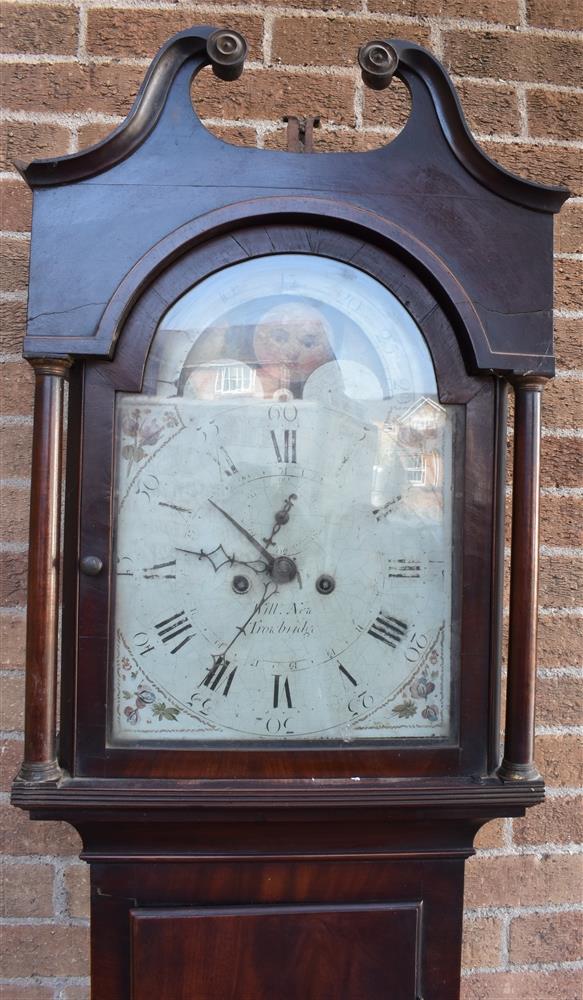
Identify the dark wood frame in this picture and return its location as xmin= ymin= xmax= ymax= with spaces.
xmin=64 ymin=221 xmax=496 ymax=781
xmin=11 ymin=27 xmax=569 ymax=999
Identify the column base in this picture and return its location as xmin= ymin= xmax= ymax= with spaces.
xmin=14 ymin=759 xmax=64 ymax=785
xmin=497 ymin=759 xmax=542 ymax=783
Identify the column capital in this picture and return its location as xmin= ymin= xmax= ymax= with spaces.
xmin=28 ymin=356 xmax=73 ymax=378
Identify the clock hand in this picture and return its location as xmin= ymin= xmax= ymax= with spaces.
xmin=208 ymin=499 xmax=275 ymax=569
xmin=208 ymin=500 xmax=300 ymax=586
xmin=176 ymin=544 xmax=269 ymax=575
xmin=223 ymin=579 xmax=279 ymax=655
xmin=203 ymin=579 xmax=278 ymax=680
xmin=263 ymin=493 xmax=297 ymax=548
xmin=198 ymin=580 xmax=278 ymax=696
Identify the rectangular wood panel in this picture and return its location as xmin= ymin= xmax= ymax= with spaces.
xmin=131 ymin=902 xmax=421 ymax=1000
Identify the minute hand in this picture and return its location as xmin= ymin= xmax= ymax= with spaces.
xmin=208 ymin=499 xmax=275 ymax=569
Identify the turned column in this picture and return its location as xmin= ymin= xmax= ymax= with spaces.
xmin=499 ymin=376 xmax=546 ymax=782
xmin=17 ymin=357 xmax=72 ymax=783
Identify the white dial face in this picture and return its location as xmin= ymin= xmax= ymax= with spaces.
xmin=109 ymin=255 xmax=457 ymax=744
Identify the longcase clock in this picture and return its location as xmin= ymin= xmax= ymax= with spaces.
xmin=12 ymin=27 xmax=569 ymax=999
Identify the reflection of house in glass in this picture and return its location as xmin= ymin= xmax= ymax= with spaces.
xmin=373 ymin=397 xmax=446 ymax=519
xmin=183 ymin=359 xmax=296 ymax=401
xmin=214 ymin=364 xmax=257 ymax=396
xmin=178 ymin=298 xmax=337 ymax=403
xmin=398 ymin=397 xmax=445 ymax=491
xmin=183 ymin=360 xmax=263 ymax=400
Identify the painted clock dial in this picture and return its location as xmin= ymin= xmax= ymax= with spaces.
xmin=109 ymin=255 xmax=458 ymax=744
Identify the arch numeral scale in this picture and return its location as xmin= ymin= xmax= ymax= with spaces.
xmin=11 ymin=25 xmax=568 ymax=1000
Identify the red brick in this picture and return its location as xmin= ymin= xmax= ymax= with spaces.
xmin=0 ymin=298 xmax=25 ymax=354
xmin=465 ymin=852 xmax=583 ymax=907
xmin=0 ymin=925 xmax=89 ymax=977
xmin=77 ymin=119 xmax=124 ymax=152
xmin=529 ymin=90 xmax=583 ymax=145
xmin=0 ymin=484 xmax=29 ymax=546
xmin=0 ymin=423 xmax=33 ymax=479
xmin=540 ymin=494 xmax=583 ymax=548
xmin=541 ymin=436 xmax=583 ymax=489
xmin=536 ymin=734 xmax=583 ymax=787
xmin=539 ymin=556 xmax=583 ymax=608
xmin=226 ymin=0 xmax=362 ymax=7
xmin=510 ymin=909 xmax=582 ymax=964
xmin=204 ymin=123 xmax=258 ymax=149
xmin=0 ymin=551 xmax=27 ymax=608
xmin=512 ymin=794 xmax=583 ymax=845
xmin=461 ymin=969 xmax=583 ymax=1000
xmin=196 ymin=67 xmax=356 ymax=127
xmin=0 ymin=671 xmax=24 ymax=731
xmin=0 ymin=3 xmax=79 ymax=56
xmin=484 ymin=139 xmax=582 ymax=196
xmin=396 ymin=0 xmax=519 ymax=18
xmin=362 ymin=80 xmax=413 ymax=133
xmin=537 ymin=674 xmax=582 ymax=727
xmin=369 ymin=0 xmax=519 ymax=21
xmin=64 ymin=864 xmax=90 ymax=919
xmin=0 ymin=237 xmax=29 ymax=292
xmin=0 ymin=987 xmax=54 ymax=999
xmin=264 ymin=126 xmax=392 ymax=153
xmin=457 ymin=80 xmax=520 ymax=136
xmin=0 ymin=62 xmax=144 ymax=117
xmin=87 ymin=10 xmax=263 ymax=61
xmin=0 ymin=803 xmax=81 ymax=855
xmin=461 ymin=915 xmax=502 ymax=969
xmin=474 ymin=818 xmax=505 ymax=849
xmin=272 ymin=16 xmax=430 ymax=68
xmin=0 ymin=612 xmax=26 ymax=667
xmin=443 ymin=30 xmax=583 ymax=88
xmin=0 ymin=360 xmax=34 ymax=416
xmin=62 ymin=990 xmax=90 ymax=1000
xmin=0 ymin=120 xmax=71 ymax=173
xmin=555 ymin=319 xmax=583 ymax=372
xmin=386 ymin=80 xmax=520 ymax=142
xmin=526 ymin=0 xmax=583 ymax=30
xmin=0 ymin=738 xmax=23 ymax=791
xmin=538 ymin=616 xmax=583 ymax=667
xmin=1 ymin=862 xmax=54 ymax=917
xmin=0 ymin=179 xmax=32 ymax=233
xmin=555 ymin=202 xmax=583 ymax=257
xmin=554 ymin=259 xmax=583 ymax=313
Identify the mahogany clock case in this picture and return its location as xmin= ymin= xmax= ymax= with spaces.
xmin=12 ymin=14 xmax=566 ymax=865
xmin=11 ymin=27 xmax=569 ymax=1000
xmin=65 ymin=222 xmax=497 ymax=782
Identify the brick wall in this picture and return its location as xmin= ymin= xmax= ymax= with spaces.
xmin=0 ymin=1 xmax=581 ymax=997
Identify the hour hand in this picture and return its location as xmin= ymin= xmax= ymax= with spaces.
xmin=176 ymin=544 xmax=268 ymax=575
xmin=208 ymin=500 xmax=275 ymax=569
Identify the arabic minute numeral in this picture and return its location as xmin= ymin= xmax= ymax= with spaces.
xmin=135 ymin=474 xmax=159 ymax=501
xmin=268 ymin=404 xmax=298 ymax=423
xmin=405 ymin=632 xmax=428 ymax=662
xmin=265 ymin=716 xmax=293 ymax=735
xmin=117 ymin=556 xmax=134 ymax=577
xmin=348 ymin=690 xmax=375 ymax=717
xmin=368 ymin=612 xmax=408 ymax=648
xmin=155 ymin=611 xmax=195 ymax=654
xmin=134 ymin=631 xmax=155 ymax=656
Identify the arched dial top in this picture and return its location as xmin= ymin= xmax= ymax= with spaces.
xmin=109 ymin=254 xmax=458 ymax=745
